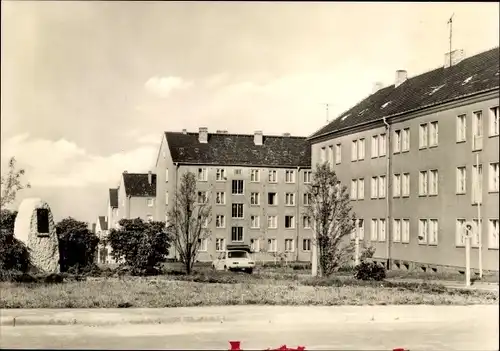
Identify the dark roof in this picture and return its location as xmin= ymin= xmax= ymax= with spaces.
xmin=123 ymin=173 xmax=156 ymax=197
xmin=98 ymin=216 xmax=108 ymax=231
xmin=109 ymin=188 xmax=118 ymax=208
xmin=310 ymin=47 xmax=500 ymax=140
xmin=165 ymin=132 xmax=311 ymax=167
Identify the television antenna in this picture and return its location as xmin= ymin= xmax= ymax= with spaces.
xmin=447 ymin=13 xmax=455 ymax=67
xmin=320 ymin=102 xmax=335 ymax=123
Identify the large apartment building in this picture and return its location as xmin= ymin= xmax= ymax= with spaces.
xmin=308 ymin=47 xmax=499 ymax=272
xmin=155 ymin=129 xmax=313 ymax=262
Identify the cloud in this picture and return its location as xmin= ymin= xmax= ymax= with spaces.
xmin=1 ymin=133 xmax=156 ymax=188
xmin=144 ymin=76 xmax=193 ymax=98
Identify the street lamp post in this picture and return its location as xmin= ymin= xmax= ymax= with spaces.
xmin=311 ymin=185 xmax=320 ymax=277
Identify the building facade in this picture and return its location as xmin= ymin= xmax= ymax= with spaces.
xmin=308 ymin=47 xmax=499 ymax=272
xmin=118 ymin=171 xmax=157 ymax=222
xmin=155 ymin=129 xmax=313 ymax=262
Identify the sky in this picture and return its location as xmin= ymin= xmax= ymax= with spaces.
xmin=1 ymin=1 xmax=499 ymax=224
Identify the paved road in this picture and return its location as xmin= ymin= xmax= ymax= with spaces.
xmin=1 ymin=307 xmax=498 ymax=350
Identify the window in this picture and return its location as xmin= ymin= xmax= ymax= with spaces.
xmin=327 ymin=145 xmax=334 ymax=166
xmin=268 ymin=192 xmax=277 ymax=205
xmin=251 ymin=215 xmax=260 ymax=229
xmin=215 ymin=215 xmax=225 ymax=228
xmin=231 ymin=204 xmax=244 ymax=218
xmin=357 ymin=178 xmax=365 ymax=200
xmin=304 ymin=171 xmax=312 ymax=183
xmin=419 ymin=171 xmax=428 ymax=196
xmin=268 ymin=170 xmax=277 ymax=183
xmin=393 ymin=130 xmax=401 ymax=153
xmin=250 ymin=238 xmax=260 ymax=252
xmin=351 ymin=140 xmax=358 ymax=161
xmin=371 ymin=135 xmax=379 ymax=158
xmin=379 ymin=219 xmax=386 ymax=242
xmin=456 ymin=219 xmax=466 ymax=247
xmin=472 ymin=111 xmax=483 ymax=150
xmin=371 ymin=177 xmax=378 ymax=199
xmin=489 ymin=219 xmax=499 ymax=249
xmin=197 ymin=168 xmax=207 ymax=181
xmin=302 ymin=239 xmax=311 ymax=251
xmin=215 ymin=192 xmax=226 ymax=205
xmin=379 ymin=134 xmax=387 ymax=156
xmin=393 ymin=174 xmax=401 ymax=197
xmin=165 ymin=169 xmax=169 ymax=182
xmin=335 ymin=144 xmax=342 ymax=164
xmin=456 ymin=167 xmax=467 ymax=194
xmin=250 ymin=169 xmax=260 ymax=182
xmin=320 ymin=147 xmax=326 ymax=163
xmin=268 ymin=216 xmax=277 ymax=229
xmin=146 ymin=215 xmax=153 ymax=222
xmin=472 ymin=164 xmax=483 ymax=204
xmin=285 ymin=215 xmax=295 ymax=229
xmin=419 ymin=123 xmax=428 ymax=149
xmin=393 ymin=219 xmax=401 ymax=242
xmin=285 ymin=170 xmax=295 ymax=183
xmin=350 ymin=179 xmax=358 ymax=200
xmin=490 ymin=106 xmax=499 ymax=136
xmin=378 ymin=176 xmax=386 ymax=198
xmin=285 ymin=239 xmax=294 ymax=252
xmin=402 ymin=173 xmax=410 ymax=197
xmin=197 ymin=191 xmax=207 ymax=203
xmin=303 ymin=216 xmax=311 ymax=228
xmin=358 ymin=138 xmax=365 ymax=160
xmin=418 ymin=219 xmax=428 ymax=244
xmin=429 ymin=121 xmax=439 ymax=146
xmin=165 ymin=213 xmax=169 ymax=227
xmin=165 ymin=191 xmax=169 ymax=205
xmin=429 ymin=169 xmax=438 ymax=195
xmin=231 ymin=227 xmax=243 ymax=242
xmin=232 ymin=180 xmax=244 ymax=194
xmin=234 ymin=169 xmax=242 ymax=175
xmin=471 ymin=219 xmax=481 ymax=247
xmin=198 ymin=238 xmax=208 ymax=251
xmin=429 ymin=219 xmax=438 ymax=245
xmin=303 ymin=193 xmax=312 ymax=205
xmin=216 ymin=168 xmax=226 ymax=181
xmin=357 ymin=219 xmax=365 ymax=240
xmin=147 ymin=198 xmax=154 ymax=207
xmin=268 ymin=238 xmax=277 ymax=252
xmin=36 ymin=209 xmax=49 ymax=234
xmin=216 ymin=238 xmax=226 ymax=251
xmin=489 ymin=162 xmax=499 ymax=193
xmin=370 ymin=219 xmax=378 ymax=241
xmin=402 ymin=219 xmax=410 ymax=243
xmin=402 ymin=128 xmax=410 ymax=151
xmin=457 ymin=114 xmax=466 ymax=142
xmin=250 ymin=192 xmax=260 ymax=205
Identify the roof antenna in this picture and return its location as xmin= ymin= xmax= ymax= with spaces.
xmin=320 ymin=103 xmax=335 ymax=123
xmin=447 ymin=13 xmax=454 ymax=68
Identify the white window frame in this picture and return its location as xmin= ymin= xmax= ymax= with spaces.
xmin=419 ymin=123 xmax=428 ymax=149
xmin=147 ymin=198 xmax=154 ymax=207
xmin=472 ymin=110 xmax=483 ymax=150
xmin=268 ymin=170 xmax=278 ymax=183
xmin=358 ymin=138 xmax=365 ymax=160
xmin=320 ymin=147 xmax=326 ymax=163
xmin=215 ymin=191 xmax=226 ymax=205
xmin=304 ymin=171 xmax=312 ymax=184
xmin=429 ymin=169 xmax=438 ymax=196
xmin=490 ymin=106 xmax=499 ymax=137
xmin=328 ymin=145 xmax=334 ymax=166
xmin=250 ymin=215 xmax=260 ymax=229
xmin=351 ymin=140 xmax=358 ymax=161
xmin=335 ymin=143 xmax=342 ymax=164
xmin=357 ymin=219 xmax=365 ymax=240
xmin=472 ymin=219 xmax=482 ymax=248
xmin=371 ymin=177 xmax=378 ymax=199
xmin=418 ymin=219 xmax=428 ymax=244
xmin=488 ymin=219 xmax=499 ymax=249
xmin=267 ymin=215 xmax=278 ymax=229
xmin=285 ymin=193 xmax=296 ymax=206
xmin=216 ymin=168 xmax=226 ymax=181
xmin=215 ymin=215 xmax=226 ymax=228
xmin=165 ymin=169 xmax=169 ymax=182
xmin=268 ymin=238 xmax=277 ymax=252
xmin=371 ymin=135 xmax=379 ymax=158
xmin=402 ymin=218 xmax=410 ymax=243
xmin=197 ymin=167 xmax=208 ymax=181
xmin=456 ymin=114 xmax=466 ymax=142
xmin=197 ymin=191 xmax=208 ymax=204
xmin=379 ymin=134 xmax=387 ymax=156
xmin=489 ymin=162 xmax=499 ymax=193
xmin=232 ymin=179 xmax=244 ymax=194
xmin=250 ymin=192 xmax=260 ymax=205
xmin=402 ymin=173 xmax=410 ymax=197
xmin=429 ymin=121 xmax=439 ymax=147
xmin=231 ymin=203 xmax=244 ymax=219
xmin=357 ymin=178 xmax=365 ymax=200
xmin=393 ymin=174 xmax=401 ymax=197
xmin=472 ymin=164 xmax=483 ymax=204
xmin=350 ymin=179 xmax=358 ymax=200
xmin=165 ymin=191 xmax=169 ymax=205
xmin=456 ymin=218 xmax=466 ymax=247
xmin=284 ymin=215 xmax=295 ymax=229
xmin=231 ymin=226 xmax=244 ymax=242
xmin=285 ymin=170 xmax=296 ymax=183
xmin=419 ymin=170 xmax=428 ymax=196
xmin=393 ymin=130 xmax=401 ymax=153
xmin=250 ymin=238 xmax=260 ymax=252
xmin=378 ymin=175 xmax=386 ymax=199
xmin=429 ymin=218 xmax=438 ymax=245
xmin=456 ymin=167 xmax=467 ymax=194
xmin=284 ymin=238 xmax=294 ymax=252
xmin=216 ymin=238 xmax=226 ymax=252
xmin=402 ymin=128 xmax=410 ymax=152
xmin=198 ymin=238 xmax=208 ymax=252
xmin=303 ymin=193 xmax=312 ymax=206
xmin=302 ymin=238 xmax=311 ymax=251
xmin=303 ymin=216 xmax=311 ymax=229
xmin=268 ymin=192 xmax=278 ymax=206
xmin=250 ymin=169 xmax=260 ymax=182
xmin=393 ymin=219 xmax=401 ymax=243
xmin=370 ymin=219 xmax=378 ymax=241
xmin=378 ymin=218 xmax=386 ymax=242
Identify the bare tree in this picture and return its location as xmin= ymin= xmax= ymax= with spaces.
xmin=167 ymin=171 xmax=212 ymax=275
xmin=1 ymin=157 xmax=31 ymax=209
xmin=304 ymin=163 xmax=356 ymax=277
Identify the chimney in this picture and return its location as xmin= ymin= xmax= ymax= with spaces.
xmin=123 ymin=170 xmax=128 ymax=174
xmin=254 ymin=130 xmax=263 ymax=146
xmin=444 ymin=49 xmax=465 ymax=68
xmin=198 ymin=127 xmax=208 ymax=143
xmin=395 ymin=70 xmax=407 ymax=88
xmin=372 ymin=82 xmax=383 ymax=94
xmin=282 ymin=133 xmax=291 ymax=137
xmin=148 ymin=171 xmax=152 ymax=185
xmin=182 ymin=129 xmax=187 ymax=134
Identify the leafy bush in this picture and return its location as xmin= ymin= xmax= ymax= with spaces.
xmin=106 ymin=218 xmax=171 ymax=276
xmin=0 ymin=210 xmax=31 ymax=278
xmin=354 ymin=261 xmax=386 ymax=281
xmin=56 ymin=217 xmax=99 ymax=273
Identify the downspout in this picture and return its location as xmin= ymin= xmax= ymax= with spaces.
xmin=296 ymin=166 xmax=301 ymax=262
xmin=382 ymin=117 xmax=392 ymax=270
xmin=173 ymin=162 xmax=179 ymax=260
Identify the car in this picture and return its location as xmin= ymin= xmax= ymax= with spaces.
xmin=212 ymin=244 xmax=255 ymax=274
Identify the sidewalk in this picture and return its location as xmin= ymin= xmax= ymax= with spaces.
xmin=386 ymin=278 xmax=500 ymax=292
xmin=1 ymin=305 xmax=497 ymax=327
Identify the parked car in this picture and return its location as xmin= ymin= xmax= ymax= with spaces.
xmin=212 ymin=244 xmax=255 ymax=273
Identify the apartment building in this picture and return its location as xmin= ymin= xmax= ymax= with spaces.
xmin=95 ymin=215 xmax=110 ymax=264
xmin=155 ymin=129 xmax=313 ymax=262
xmin=118 ymin=171 xmax=157 ymax=222
xmin=106 ymin=188 xmax=119 ymax=230
xmin=308 ymin=47 xmax=499 ymax=272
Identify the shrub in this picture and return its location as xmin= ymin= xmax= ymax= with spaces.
xmin=0 ymin=218 xmax=31 ymax=276
xmin=354 ymin=261 xmax=386 ymax=281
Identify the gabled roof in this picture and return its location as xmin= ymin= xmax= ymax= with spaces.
xmin=309 ymin=47 xmax=500 ymax=140
xmin=164 ymin=132 xmax=311 ymax=167
xmin=109 ymin=188 xmax=118 ymax=208
xmin=122 ymin=173 xmax=156 ymax=197
xmin=98 ymin=216 xmax=108 ymax=231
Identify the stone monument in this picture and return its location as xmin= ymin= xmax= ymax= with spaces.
xmin=14 ymin=198 xmax=60 ymax=273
